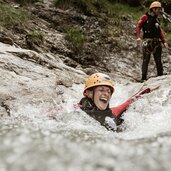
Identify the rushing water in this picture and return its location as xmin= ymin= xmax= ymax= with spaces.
xmin=1 ymin=82 xmax=171 ymax=171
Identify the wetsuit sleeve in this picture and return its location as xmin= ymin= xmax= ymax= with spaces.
xmin=111 ymin=87 xmax=153 ymax=118
xmin=159 ymin=28 xmax=167 ymax=44
xmin=136 ymin=15 xmax=148 ymax=39
xmin=111 ymin=99 xmax=133 ymax=118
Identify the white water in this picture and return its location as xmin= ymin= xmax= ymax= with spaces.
xmin=1 ymin=80 xmax=171 ymax=171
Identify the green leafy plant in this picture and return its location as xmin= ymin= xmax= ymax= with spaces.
xmin=26 ymin=31 xmax=44 ymax=45
xmin=64 ymin=27 xmax=86 ymax=53
xmin=0 ymin=4 xmax=29 ymax=27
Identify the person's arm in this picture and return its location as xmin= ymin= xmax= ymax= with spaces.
xmin=159 ymin=28 xmax=166 ymax=43
xmin=159 ymin=28 xmax=169 ymax=48
xmin=136 ymin=15 xmax=148 ymax=39
xmin=111 ymin=99 xmax=133 ymax=126
xmin=111 ymin=99 xmax=133 ymax=118
xmin=111 ymin=87 xmax=153 ymax=118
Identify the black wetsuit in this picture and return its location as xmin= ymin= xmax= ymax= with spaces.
xmin=79 ymin=97 xmax=124 ymax=132
xmin=142 ymin=13 xmax=163 ymax=80
xmin=136 ymin=12 xmax=166 ymax=81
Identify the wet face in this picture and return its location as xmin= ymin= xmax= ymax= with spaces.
xmin=93 ymin=86 xmax=112 ymax=110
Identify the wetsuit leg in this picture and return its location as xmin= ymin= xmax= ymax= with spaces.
xmin=142 ymin=46 xmax=151 ymax=80
xmin=153 ymin=44 xmax=163 ymax=76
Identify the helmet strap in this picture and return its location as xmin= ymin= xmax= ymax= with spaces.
xmin=92 ymin=89 xmax=95 ymax=102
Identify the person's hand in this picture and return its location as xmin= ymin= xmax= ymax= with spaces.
xmin=131 ymin=88 xmax=151 ymax=102
xmin=137 ymin=37 xmax=141 ymax=41
xmin=136 ymin=38 xmax=142 ymax=44
xmin=136 ymin=38 xmax=142 ymax=51
xmin=164 ymin=42 xmax=169 ymax=49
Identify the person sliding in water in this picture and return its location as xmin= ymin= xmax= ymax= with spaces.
xmin=79 ymin=73 xmax=152 ymax=132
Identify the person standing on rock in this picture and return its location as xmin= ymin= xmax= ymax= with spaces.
xmin=78 ymin=73 xmax=153 ymax=132
xmin=136 ymin=1 xmax=169 ymax=82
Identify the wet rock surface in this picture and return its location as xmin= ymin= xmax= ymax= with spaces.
xmin=0 ymin=0 xmax=171 ymax=117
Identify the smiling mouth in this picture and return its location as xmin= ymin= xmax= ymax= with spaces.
xmin=100 ymin=97 xmax=108 ymax=104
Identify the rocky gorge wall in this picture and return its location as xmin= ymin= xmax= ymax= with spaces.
xmin=0 ymin=0 xmax=171 ymax=117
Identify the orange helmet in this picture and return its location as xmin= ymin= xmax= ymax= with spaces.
xmin=149 ymin=1 xmax=162 ymax=9
xmin=83 ymin=73 xmax=115 ymax=96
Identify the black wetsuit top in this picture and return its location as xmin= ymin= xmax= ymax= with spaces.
xmin=79 ymin=97 xmax=124 ymax=132
xmin=142 ymin=12 xmax=161 ymax=39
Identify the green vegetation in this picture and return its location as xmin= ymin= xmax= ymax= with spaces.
xmin=53 ymin=0 xmax=110 ymax=15
xmin=64 ymin=27 xmax=86 ymax=53
xmin=27 ymin=31 xmax=44 ymax=45
xmin=53 ymin=0 xmax=145 ymax=18
xmin=0 ymin=4 xmax=29 ymax=27
xmin=14 ymin=0 xmax=41 ymax=5
xmin=109 ymin=3 xmax=145 ymax=20
xmin=162 ymin=22 xmax=171 ymax=44
xmin=54 ymin=0 xmax=171 ymax=49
